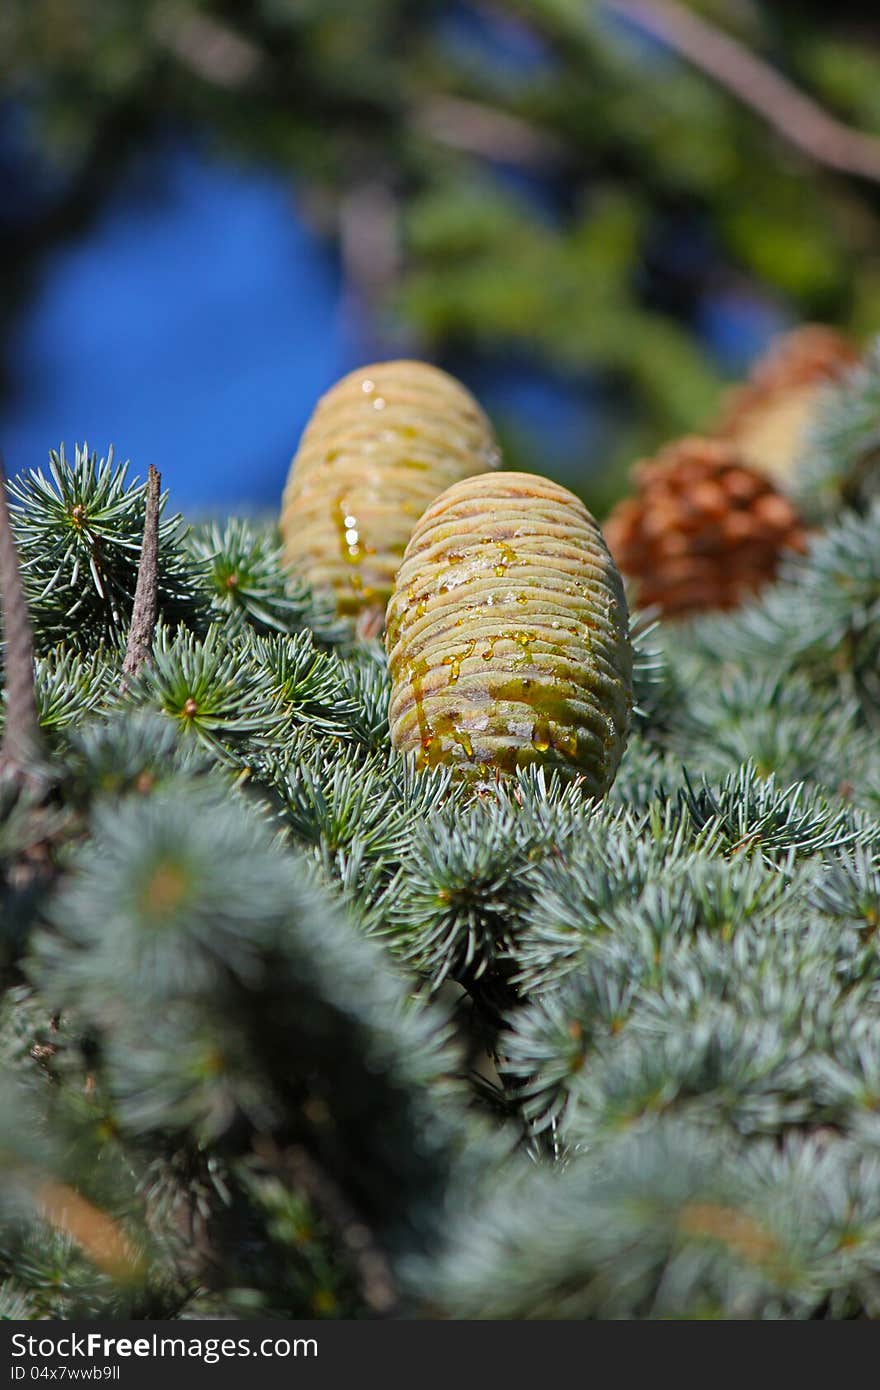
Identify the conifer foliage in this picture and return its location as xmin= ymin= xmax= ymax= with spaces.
xmin=7 ymin=361 xmax=880 ymax=1320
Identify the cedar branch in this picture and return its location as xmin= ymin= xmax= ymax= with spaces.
xmin=606 ymin=0 xmax=880 ymax=183
xmin=411 ymin=95 xmax=570 ymax=169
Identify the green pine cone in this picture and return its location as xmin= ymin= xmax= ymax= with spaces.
xmin=281 ymin=360 xmax=500 ymax=622
xmin=385 ymin=471 xmax=633 ymax=792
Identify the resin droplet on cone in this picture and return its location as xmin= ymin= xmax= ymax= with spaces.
xmin=716 ymin=325 xmax=858 ymax=486
xmin=281 ymin=360 xmax=499 ymax=622
xmin=386 ymin=471 xmax=632 ymax=795
xmin=604 ymin=437 xmax=807 ymax=618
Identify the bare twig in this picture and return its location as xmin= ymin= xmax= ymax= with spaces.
xmin=605 ymin=0 xmax=880 ymax=183
xmin=285 ymin=1145 xmax=399 ymax=1317
xmin=121 ymin=465 xmax=161 ymax=689
xmin=0 ymin=453 xmax=42 ymax=778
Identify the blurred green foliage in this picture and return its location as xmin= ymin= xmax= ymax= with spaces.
xmin=4 ymin=1 xmax=880 ymax=501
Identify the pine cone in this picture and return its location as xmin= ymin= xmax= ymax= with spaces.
xmin=281 ymin=361 xmax=500 ymax=622
xmin=386 ymin=471 xmax=632 ymax=792
xmin=716 ymin=325 xmax=858 ymax=486
xmin=604 ymin=438 xmax=808 ymax=618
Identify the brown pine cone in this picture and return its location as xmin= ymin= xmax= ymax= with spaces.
xmin=604 ymin=438 xmax=808 ymax=618
xmin=715 ymin=325 xmax=859 ymax=486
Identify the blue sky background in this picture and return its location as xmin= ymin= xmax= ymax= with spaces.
xmin=2 ymin=142 xmax=357 ymax=514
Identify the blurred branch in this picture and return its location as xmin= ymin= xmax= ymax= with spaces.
xmin=338 ymin=180 xmax=401 ymax=313
xmin=154 ymin=9 xmax=566 ymax=171
xmin=35 ymin=1180 xmax=140 ymax=1282
xmin=411 ymin=96 xmax=570 ymax=169
xmin=606 ymin=0 xmax=880 ymax=182
xmin=150 ymin=7 xmax=263 ymax=88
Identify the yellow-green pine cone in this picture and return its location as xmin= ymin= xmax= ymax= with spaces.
xmin=281 ymin=360 xmax=500 ymax=620
xmin=385 ymin=471 xmax=633 ymax=793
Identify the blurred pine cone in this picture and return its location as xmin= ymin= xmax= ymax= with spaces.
xmin=604 ymin=438 xmax=808 ymax=618
xmin=716 ymin=325 xmax=859 ymax=486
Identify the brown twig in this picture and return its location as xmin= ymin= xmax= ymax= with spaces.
xmin=606 ymin=0 xmax=880 ymax=183
xmin=285 ymin=1145 xmax=399 ymax=1317
xmin=121 ymin=465 xmax=161 ymax=690
xmin=0 ymin=452 xmax=42 ymax=778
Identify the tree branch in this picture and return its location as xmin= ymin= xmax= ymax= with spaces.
xmin=606 ymin=0 xmax=880 ymax=183
xmin=411 ymin=95 xmax=570 ymax=169
xmin=150 ymin=8 xmax=263 ymax=88
xmin=338 ymin=178 xmax=402 ymax=316
xmin=0 ymin=453 xmax=41 ymax=778
xmin=121 ymin=465 xmax=161 ymax=689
